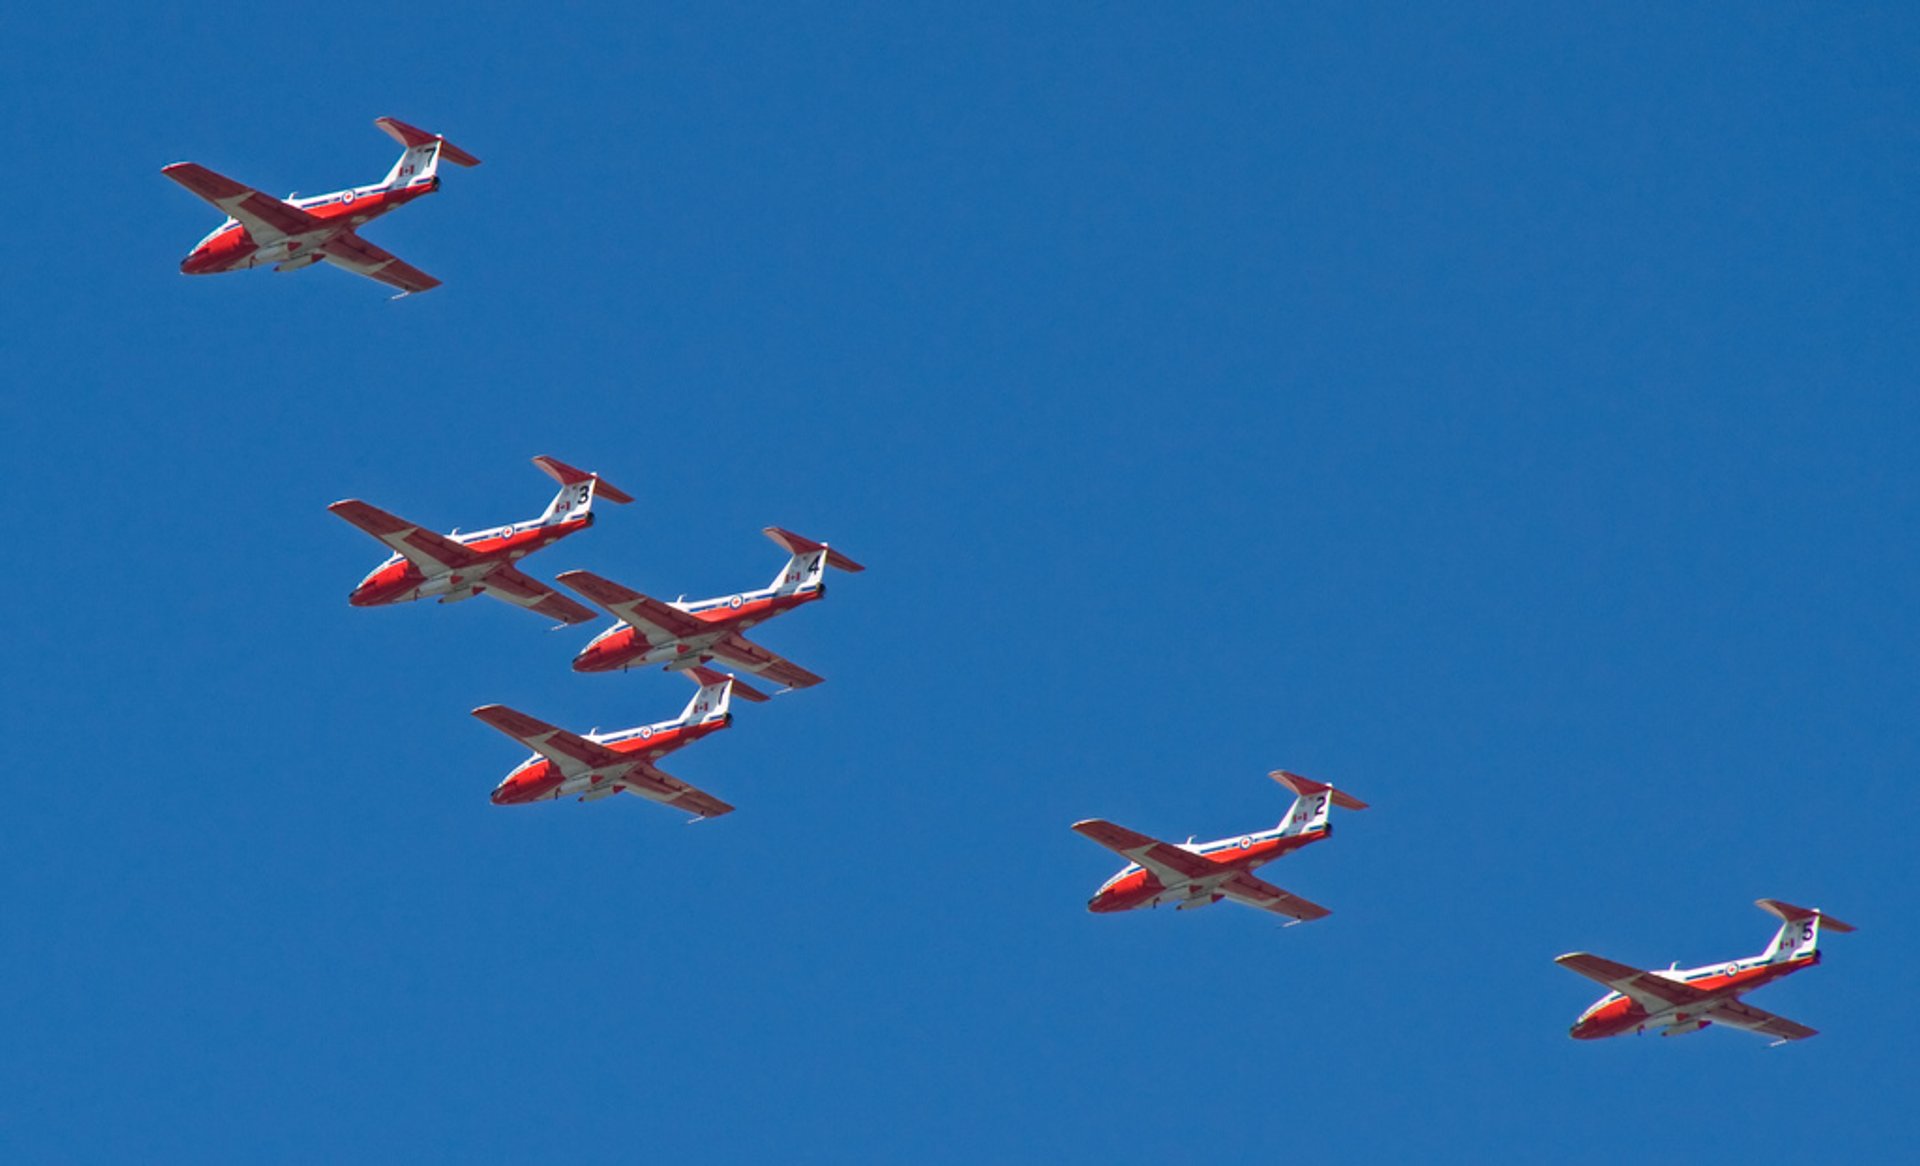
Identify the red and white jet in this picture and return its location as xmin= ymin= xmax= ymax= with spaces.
xmin=1073 ymin=771 xmax=1368 ymax=923
xmin=1558 ymin=899 xmax=1854 ymax=1045
xmin=557 ymin=528 xmax=863 ymax=691
xmin=163 ymin=116 xmax=479 ymax=296
xmin=472 ymin=667 xmax=767 ymax=817
xmin=330 ymin=456 xmax=632 ymax=625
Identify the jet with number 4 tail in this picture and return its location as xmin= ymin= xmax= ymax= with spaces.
xmin=1073 ymin=771 xmax=1368 ymax=923
xmin=330 ymin=456 xmax=631 ymax=625
xmin=163 ymin=116 xmax=479 ymax=296
xmin=1558 ymin=899 xmax=1854 ymax=1045
xmin=557 ymin=528 xmax=863 ymax=691
xmin=472 ymin=667 xmax=767 ymax=817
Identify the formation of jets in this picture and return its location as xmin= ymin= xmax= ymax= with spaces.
xmin=187 ymin=118 xmax=1849 ymax=1051
xmin=327 ymin=453 xmax=855 ymax=821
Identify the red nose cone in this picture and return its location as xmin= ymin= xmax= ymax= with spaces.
xmin=490 ymin=783 xmax=516 ymax=805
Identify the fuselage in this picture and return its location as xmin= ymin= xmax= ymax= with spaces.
xmin=349 ymin=514 xmax=589 ymax=606
xmin=1088 ymin=822 xmax=1330 ymax=913
xmin=180 ymin=180 xmax=435 ymax=274
xmin=1569 ymin=952 xmax=1818 ymax=1039
xmin=573 ymin=582 xmax=823 ymax=671
xmin=490 ymin=716 xmax=728 ymax=805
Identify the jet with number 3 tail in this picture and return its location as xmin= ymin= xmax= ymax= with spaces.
xmin=1558 ymin=900 xmax=1854 ymax=1045
xmin=1073 ymin=771 xmax=1368 ymax=923
xmin=557 ymin=528 xmax=863 ymax=691
xmin=473 ymin=667 xmax=767 ymax=817
xmin=163 ymin=116 xmax=479 ymax=296
xmin=330 ymin=456 xmax=631 ymax=625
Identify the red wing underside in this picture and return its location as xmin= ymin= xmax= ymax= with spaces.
xmin=1554 ymin=953 xmax=1710 ymax=1010
xmin=1218 ymin=871 xmax=1329 ymax=921
xmin=706 ymin=633 xmax=824 ymax=690
xmin=1707 ymin=999 xmax=1817 ymax=1042
xmin=471 ymin=705 xmax=624 ymax=776
xmin=319 ymin=232 xmax=442 ymax=294
xmin=481 ymin=566 xmax=598 ymax=625
xmin=162 ymin=162 xmax=321 ymax=240
xmin=1071 ymin=819 xmax=1218 ymax=884
xmin=618 ymin=760 xmax=734 ymax=819
xmin=556 ymin=571 xmax=706 ymax=643
xmin=329 ymin=500 xmax=478 ymax=574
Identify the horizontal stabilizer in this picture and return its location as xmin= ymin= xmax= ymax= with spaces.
xmin=533 ymin=455 xmax=633 ymax=504
xmin=685 ymin=665 xmax=771 ymax=703
xmin=1757 ymin=899 xmax=1855 ymax=933
xmin=1270 ymin=770 xmax=1368 ymax=810
xmin=374 ymin=116 xmax=481 ymax=166
xmin=764 ymin=527 xmax=864 ymax=573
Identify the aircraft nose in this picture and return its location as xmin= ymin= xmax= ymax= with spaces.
xmin=490 ymin=783 xmax=512 ymax=805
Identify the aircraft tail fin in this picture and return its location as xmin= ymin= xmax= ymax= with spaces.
xmin=375 ymin=117 xmax=481 ymax=191
xmin=675 ymin=666 xmax=768 ymax=726
xmin=533 ymin=455 xmax=633 ymax=525
xmin=1269 ymin=770 xmax=1368 ymax=836
xmin=762 ymin=527 xmax=863 ymax=594
xmin=1757 ymin=899 xmax=1855 ymax=963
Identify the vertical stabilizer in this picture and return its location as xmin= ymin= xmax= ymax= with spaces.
xmin=676 ymin=666 xmax=770 ymax=726
xmin=762 ymin=527 xmax=864 ymax=594
xmin=374 ymin=117 xmax=480 ymax=191
xmin=532 ymin=455 xmax=633 ymax=525
xmin=1757 ymin=899 xmax=1855 ymax=963
xmin=1270 ymin=770 xmax=1368 ymax=836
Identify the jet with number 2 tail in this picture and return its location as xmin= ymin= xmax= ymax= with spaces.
xmin=472 ymin=667 xmax=767 ymax=817
xmin=330 ymin=456 xmax=631 ymax=625
xmin=163 ymin=117 xmax=479 ymax=296
xmin=1558 ymin=899 xmax=1854 ymax=1045
xmin=557 ymin=528 xmax=863 ymax=691
xmin=1074 ymin=771 xmax=1367 ymax=923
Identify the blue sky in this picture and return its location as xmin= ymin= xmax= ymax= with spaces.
xmin=2 ymin=3 xmax=1915 ymax=1161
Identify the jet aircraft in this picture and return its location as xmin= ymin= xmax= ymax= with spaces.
xmin=557 ymin=528 xmax=863 ymax=691
xmin=1557 ymin=899 xmax=1854 ymax=1044
xmin=472 ymin=667 xmax=767 ymax=817
xmin=1073 ymin=771 xmax=1367 ymax=922
xmin=163 ymin=116 xmax=479 ymax=295
xmin=330 ymin=456 xmax=631 ymax=625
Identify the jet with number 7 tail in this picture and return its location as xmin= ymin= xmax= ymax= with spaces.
xmin=1557 ymin=900 xmax=1854 ymax=1045
xmin=329 ymin=456 xmax=631 ymax=625
xmin=163 ymin=116 xmax=479 ymax=296
xmin=1073 ymin=771 xmax=1368 ymax=923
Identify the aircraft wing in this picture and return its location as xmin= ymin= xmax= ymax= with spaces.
xmin=555 ymin=571 xmax=706 ymax=644
xmin=319 ymin=231 xmax=442 ymax=295
xmin=1071 ymin=819 xmax=1218 ymax=887
xmin=481 ymin=565 xmax=598 ymax=625
xmin=471 ymin=704 xmax=624 ymax=779
xmin=1706 ymin=999 xmax=1818 ymax=1043
xmin=1218 ymin=870 xmax=1330 ymax=921
xmin=706 ymin=632 xmax=824 ymax=690
xmin=1554 ymin=953 xmax=1710 ymax=1011
xmin=617 ymin=759 xmax=735 ymax=820
xmin=329 ymin=499 xmax=478 ymax=575
xmin=162 ymin=162 xmax=322 ymax=241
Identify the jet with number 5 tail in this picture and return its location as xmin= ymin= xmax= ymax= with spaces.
xmin=1557 ymin=900 xmax=1854 ymax=1045
xmin=1073 ymin=771 xmax=1368 ymax=924
xmin=472 ymin=667 xmax=768 ymax=817
xmin=163 ymin=116 xmax=479 ymax=296
xmin=330 ymin=456 xmax=631 ymax=625
xmin=557 ymin=528 xmax=863 ymax=692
